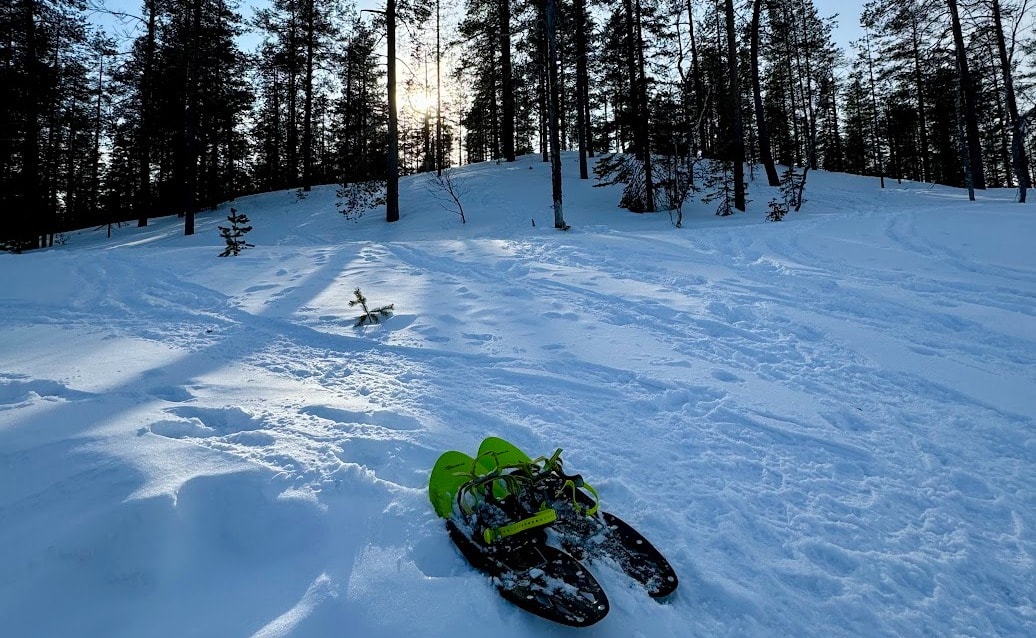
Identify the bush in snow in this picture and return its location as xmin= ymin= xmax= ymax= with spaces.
xmin=337 ymin=180 xmax=386 ymax=222
xmin=427 ymin=167 xmax=468 ymax=223
xmin=593 ymin=153 xmax=652 ymax=213
xmin=656 ymin=148 xmax=701 ymax=228
xmin=701 ymin=160 xmax=740 ymax=217
xmin=218 ymin=208 xmax=255 ymax=257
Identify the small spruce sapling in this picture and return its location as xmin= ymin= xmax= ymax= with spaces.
xmin=701 ymin=160 xmax=735 ymax=216
xmin=218 ymin=208 xmax=255 ymax=256
xmin=780 ymin=166 xmax=807 ymax=211
xmin=766 ymin=198 xmax=788 ymax=222
xmin=349 ymin=288 xmax=394 ymax=326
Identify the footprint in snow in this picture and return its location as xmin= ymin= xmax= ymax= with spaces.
xmin=148 ymin=385 xmax=194 ymax=403
xmin=300 ymin=405 xmax=422 ymax=431
xmin=410 ymin=534 xmax=466 ymax=578
xmin=335 ymin=439 xmax=438 ymax=489
xmin=244 ymin=283 xmax=278 ymax=293
xmin=0 ymin=378 xmax=95 ymax=406
xmin=148 ymin=406 xmax=263 ymax=439
xmin=711 ymin=369 xmax=743 ymax=383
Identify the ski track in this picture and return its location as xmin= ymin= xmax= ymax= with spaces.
xmin=1 ymin=168 xmax=1034 ymax=636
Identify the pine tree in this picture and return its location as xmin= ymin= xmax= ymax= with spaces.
xmin=989 ymin=0 xmax=1029 ymax=201
xmin=334 ymin=17 xmax=387 ymax=185
xmin=751 ymin=0 xmax=780 ymax=187
xmin=218 ymin=207 xmax=254 ymax=256
xmin=947 ymin=0 xmax=986 ymax=189
xmin=862 ymin=0 xmax=938 ymax=183
xmin=0 ymin=0 xmax=95 ymax=250
xmin=349 ymin=288 xmax=394 ymax=326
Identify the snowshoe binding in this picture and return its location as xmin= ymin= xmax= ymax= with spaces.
xmin=476 ymin=437 xmax=679 ymax=599
xmin=428 ymin=450 xmax=610 ymax=627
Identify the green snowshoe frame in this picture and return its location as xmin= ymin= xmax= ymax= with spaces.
xmin=428 ymin=448 xmax=558 ymax=544
xmin=478 ymin=436 xmax=600 ymax=517
xmin=428 ymin=437 xmax=600 ymax=542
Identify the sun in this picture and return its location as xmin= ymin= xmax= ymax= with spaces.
xmin=404 ymin=88 xmax=437 ymax=116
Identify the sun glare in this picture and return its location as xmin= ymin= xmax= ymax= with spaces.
xmin=405 ymin=90 xmax=437 ymax=116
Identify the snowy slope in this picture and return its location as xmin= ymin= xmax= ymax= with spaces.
xmin=1 ymin=156 xmax=1034 ymax=637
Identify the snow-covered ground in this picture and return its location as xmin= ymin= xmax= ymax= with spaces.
xmin=1 ymin=155 xmax=1034 ymax=637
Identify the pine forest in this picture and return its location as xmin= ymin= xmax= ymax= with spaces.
xmin=2 ymin=0 xmax=1034 ymax=250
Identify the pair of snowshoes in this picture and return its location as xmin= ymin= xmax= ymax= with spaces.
xmin=428 ymin=436 xmax=678 ymax=627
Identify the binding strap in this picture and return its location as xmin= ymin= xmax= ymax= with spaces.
xmin=483 ymin=508 xmax=557 ymax=544
xmin=559 ymin=476 xmax=600 ymax=516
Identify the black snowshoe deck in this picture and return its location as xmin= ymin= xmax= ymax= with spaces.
xmin=446 ymin=520 xmax=609 ymax=627
xmin=536 ymin=475 xmax=679 ymax=599
xmin=430 ymin=449 xmax=610 ymax=627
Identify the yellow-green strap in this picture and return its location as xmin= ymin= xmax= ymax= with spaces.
xmin=483 ymin=508 xmax=557 ymax=544
xmin=561 ymin=479 xmax=600 ymax=516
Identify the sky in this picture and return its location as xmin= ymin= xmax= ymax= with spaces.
xmin=97 ymin=0 xmax=868 ymax=55
xmin=813 ymin=0 xmax=867 ymax=53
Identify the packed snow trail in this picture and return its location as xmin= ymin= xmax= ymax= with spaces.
xmin=1 ymin=156 xmax=1034 ymax=637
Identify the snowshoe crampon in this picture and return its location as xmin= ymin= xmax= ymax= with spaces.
xmin=429 ymin=450 xmax=609 ymax=627
xmin=477 ymin=437 xmax=679 ymax=599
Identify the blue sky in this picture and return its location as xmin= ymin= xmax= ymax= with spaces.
xmin=98 ymin=0 xmax=866 ymax=52
xmin=814 ymin=0 xmax=866 ymax=53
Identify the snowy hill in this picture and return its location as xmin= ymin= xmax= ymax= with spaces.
xmin=1 ymin=155 xmax=1034 ymax=637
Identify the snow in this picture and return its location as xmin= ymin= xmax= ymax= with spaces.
xmin=1 ymin=155 xmax=1034 ymax=637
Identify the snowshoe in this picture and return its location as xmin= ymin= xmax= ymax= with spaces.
xmin=476 ymin=437 xmax=679 ymax=599
xmin=428 ymin=450 xmax=610 ymax=627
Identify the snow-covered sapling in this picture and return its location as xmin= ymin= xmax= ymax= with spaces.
xmin=218 ymin=208 xmax=255 ymax=257
xmin=701 ymin=160 xmax=736 ymax=217
xmin=766 ymin=198 xmax=788 ymax=222
xmin=349 ymin=288 xmax=394 ymax=326
xmin=780 ymin=166 xmax=807 ymax=211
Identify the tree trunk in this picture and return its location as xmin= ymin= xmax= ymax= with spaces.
xmin=622 ymin=0 xmax=640 ymax=156
xmin=826 ymin=75 xmax=843 ymax=170
xmin=991 ymin=0 xmax=1029 ymax=202
xmin=686 ymin=0 xmax=705 ymax=153
xmin=20 ymin=0 xmax=44 ymax=247
xmin=137 ymin=0 xmax=157 ymax=227
xmin=634 ymin=0 xmax=654 ymax=210
xmin=751 ymin=0 xmax=780 ymax=186
xmin=436 ymin=0 xmax=443 ymax=174
xmin=538 ymin=20 xmax=548 ymax=162
xmin=864 ymin=33 xmax=886 ymax=188
xmin=184 ymin=0 xmax=203 ymax=236
xmin=575 ymin=0 xmax=589 ymax=179
xmin=94 ymin=47 xmax=104 ymax=214
xmin=286 ymin=4 xmax=299 ymax=188
xmin=544 ymin=0 xmax=565 ymax=228
xmin=725 ymin=0 xmax=745 ymax=211
xmin=386 ymin=0 xmax=400 ymax=222
xmin=500 ymin=0 xmax=515 ymax=162
xmin=947 ymin=0 xmax=986 ymax=189
xmin=909 ymin=13 xmax=930 ymax=183
xmin=302 ymin=0 xmax=314 ymax=191
xmin=795 ymin=7 xmax=819 ymax=171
